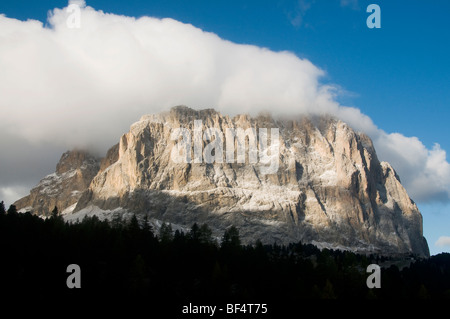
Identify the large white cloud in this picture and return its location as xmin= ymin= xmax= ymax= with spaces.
xmin=0 ymin=2 xmax=449 ymax=203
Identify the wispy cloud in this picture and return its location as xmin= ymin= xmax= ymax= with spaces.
xmin=435 ymin=236 xmax=450 ymax=247
xmin=340 ymin=0 xmax=359 ymax=10
xmin=286 ymin=0 xmax=359 ymax=28
xmin=288 ymin=0 xmax=315 ymax=28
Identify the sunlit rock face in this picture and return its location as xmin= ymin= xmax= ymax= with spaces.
xmin=16 ymin=106 xmax=430 ymax=257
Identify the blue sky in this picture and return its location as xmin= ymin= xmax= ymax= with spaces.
xmin=1 ymin=0 xmax=449 ymax=255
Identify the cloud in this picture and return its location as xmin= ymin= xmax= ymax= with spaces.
xmin=0 ymin=3 xmax=449 ymax=204
xmin=287 ymin=0 xmax=314 ymax=28
xmin=0 ymin=4 xmax=329 ymax=150
xmin=435 ymin=236 xmax=450 ymax=247
xmin=374 ymin=133 xmax=450 ymax=202
xmin=69 ymin=0 xmax=86 ymax=7
xmin=0 ymin=186 xmax=32 ymax=208
xmin=287 ymin=0 xmax=359 ymax=28
xmin=340 ymin=0 xmax=359 ymax=10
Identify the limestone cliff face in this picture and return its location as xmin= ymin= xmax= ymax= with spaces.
xmin=15 ymin=106 xmax=429 ymax=257
xmin=14 ymin=150 xmax=100 ymax=216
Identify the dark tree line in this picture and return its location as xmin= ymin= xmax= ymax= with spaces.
xmin=0 ymin=201 xmax=449 ymax=311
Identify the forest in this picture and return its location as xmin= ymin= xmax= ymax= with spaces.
xmin=0 ymin=201 xmax=449 ymax=314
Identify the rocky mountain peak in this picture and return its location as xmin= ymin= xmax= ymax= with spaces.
xmin=56 ymin=150 xmax=99 ymax=174
xmin=14 ymin=106 xmax=429 ymax=257
xmin=14 ymin=149 xmax=100 ymax=217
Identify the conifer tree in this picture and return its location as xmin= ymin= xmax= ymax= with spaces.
xmin=128 ymin=214 xmax=140 ymax=233
xmin=51 ymin=206 xmax=59 ymax=218
xmin=198 ymin=223 xmax=214 ymax=245
xmin=188 ymin=223 xmax=200 ymax=242
xmin=0 ymin=201 xmax=5 ymax=216
xmin=221 ymin=226 xmax=241 ymax=248
xmin=159 ymin=222 xmax=173 ymax=243
xmin=7 ymin=204 xmax=17 ymax=215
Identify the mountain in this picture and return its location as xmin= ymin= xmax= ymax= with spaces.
xmin=14 ymin=150 xmax=100 ymax=216
xmin=14 ymin=106 xmax=430 ymax=257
